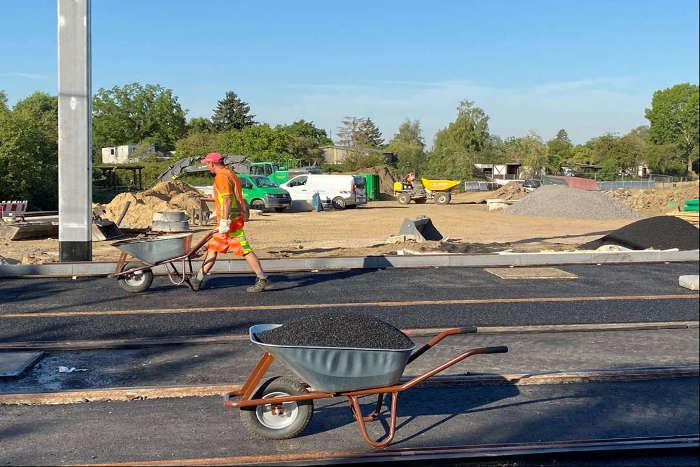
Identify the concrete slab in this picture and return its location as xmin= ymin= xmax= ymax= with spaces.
xmin=0 ymin=352 xmax=43 ymax=377
xmin=485 ymin=267 xmax=578 ymax=279
xmin=679 ymin=275 xmax=700 ymax=291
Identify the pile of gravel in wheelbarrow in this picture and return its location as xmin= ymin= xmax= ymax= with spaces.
xmin=255 ymin=312 xmax=415 ymax=349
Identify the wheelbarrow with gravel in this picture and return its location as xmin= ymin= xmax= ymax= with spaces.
xmin=110 ymin=231 xmax=214 ymax=292
xmin=223 ymin=322 xmax=508 ymax=447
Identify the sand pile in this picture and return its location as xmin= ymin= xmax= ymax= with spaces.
xmin=491 ymin=182 xmax=527 ymax=201
xmin=506 ymin=185 xmax=639 ymax=220
xmin=607 ymin=182 xmax=700 ymax=214
xmin=101 ymin=180 xmax=210 ymax=229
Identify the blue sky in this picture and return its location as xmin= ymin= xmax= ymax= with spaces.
xmin=1 ymin=0 xmax=698 ymax=146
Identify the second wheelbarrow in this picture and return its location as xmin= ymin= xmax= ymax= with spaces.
xmin=224 ymin=325 xmax=508 ymax=447
xmin=110 ymin=231 xmax=214 ymax=292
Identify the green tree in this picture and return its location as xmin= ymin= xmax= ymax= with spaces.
xmin=336 ymin=116 xmax=384 ymax=148
xmin=174 ymin=131 xmax=220 ymax=158
xmin=335 ymin=116 xmax=386 ymax=170
xmin=385 ymin=119 xmax=425 ymax=173
xmin=503 ymin=133 xmax=549 ymax=177
xmin=212 ymin=91 xmax=255 ymax=131
xmin=12 ymin=91 xmax=58 ymax=141
xmin=187 ymin=117 xmax=214 ymax=134
xmin=645 ymin=83 xmax=699 ymax=174
xmin=0 ymin=104 xmax=58 ymax=209
xmin=218 ymin=124 xmax=292 ymax=162
xmin=356 ymin=118 xmax=384 ymax=148
xmin=0 ymin=90 xmax=8 ymax=113
xmin=281 ymin=119 xmax=332 ymax=163
xmin=547 ymin=129 xmax=573 ymax=160
xmin=425 ymin=100 xmax=491 ymax=179
xmin=92 ymin=83 xmax=187 ymax=154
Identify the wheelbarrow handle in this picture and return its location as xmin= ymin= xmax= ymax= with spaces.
xmin=406 ymin=326 xmax=476 ymax=365
xmin=485 ymin=345 xmax=509 ymax=354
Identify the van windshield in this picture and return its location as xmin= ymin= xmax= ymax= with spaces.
xmin=252 ymin=176 xmax=277 ymax=187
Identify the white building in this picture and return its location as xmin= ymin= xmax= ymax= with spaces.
xmin=101 ymin=145 xmax=138 ymax=164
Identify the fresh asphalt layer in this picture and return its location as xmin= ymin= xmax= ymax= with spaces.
xmin=1 ymin=377 xmax=697 ymax=465
xmin=2 ymin=328 xmax=698 ymax=394
xmin=1 ymin=263 xmax=698 ymax=343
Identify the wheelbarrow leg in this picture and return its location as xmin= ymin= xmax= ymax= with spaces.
xmin=346 ymin=392 xmax=399 ymax=448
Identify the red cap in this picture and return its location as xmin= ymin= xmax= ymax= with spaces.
xmin=201 ymin=152 xmax=224 ymax=164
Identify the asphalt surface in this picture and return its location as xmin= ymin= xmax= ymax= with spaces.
xmin=1 ymin=263 xmax=698 ymax=343
xmin=1 ymin=377 xmax=697 ymax=465
xmin=2 ymin=328 xmax=698 ymax=393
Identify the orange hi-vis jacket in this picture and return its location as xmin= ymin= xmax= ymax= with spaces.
xmin=212 ymin=167 xmax=245 ymax=228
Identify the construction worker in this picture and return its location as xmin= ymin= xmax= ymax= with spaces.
xmin=403 ymin=170 xmax=416 ymax=190
xmin=189 ymin=153 xmax=269 ymax=292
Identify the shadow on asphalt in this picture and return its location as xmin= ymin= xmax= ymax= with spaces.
xmin=305 ymin=378 xmax=521 ymax=445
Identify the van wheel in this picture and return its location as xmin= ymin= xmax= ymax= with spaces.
xmin=250 ymin=199 xmax=266 ymax=211
xmin=331 ymin=197 xmax=346 ymax=209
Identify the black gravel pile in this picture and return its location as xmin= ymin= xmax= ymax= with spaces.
xmin=255 ymin=312 xmax=415 ymax=349
xmin=579 ymin=216 xmax=699 ymax=250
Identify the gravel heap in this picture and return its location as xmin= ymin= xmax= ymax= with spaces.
xmin=255 ymin=312 xmax=415 ymax=349
xmin=578 ymin=216 xmax=699 ymax=250
xmin=506 ymin=185 xmax=639 ymax=220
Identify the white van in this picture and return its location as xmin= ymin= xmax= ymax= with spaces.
xmin=280 ymin=174 xmax=367 ymax=210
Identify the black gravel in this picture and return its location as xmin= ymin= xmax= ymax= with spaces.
xmin=580 ymin=216 xmax=699 ymax=250
xmin=255 ymin=312 xmax=415 ymax=349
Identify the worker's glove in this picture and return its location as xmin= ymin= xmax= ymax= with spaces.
xmin=218 ymin=219 xmax=231 ymax=234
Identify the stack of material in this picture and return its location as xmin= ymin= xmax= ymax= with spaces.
xmin=491 ymin=182 xmax=527 ymax=201
xmin=506 ymin=185 xmax=639 ymax=219
xmin=100 ymin=180 xmax=210 ymax=230
xmin=255 ymin=312 xmax=414 ymax=349
xmin=606 ymin=182 xmax=700 ymax=215
xmin=579 ymin=216 xmax=699 ymax=251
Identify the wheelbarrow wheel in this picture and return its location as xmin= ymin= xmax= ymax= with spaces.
xmin=117 ymin=262 xmax=154 ymax=293
xmin=240 ymin=376 xmax=313 ymax=440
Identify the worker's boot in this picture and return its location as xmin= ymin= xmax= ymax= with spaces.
xmin=246 ymin=277 xmax=269 ymax=293
xmin=188 ymin=271 xmax=206 ymax=292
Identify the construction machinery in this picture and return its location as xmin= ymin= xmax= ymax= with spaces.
xmin=393 ymin=178 xmax=460 ymax=205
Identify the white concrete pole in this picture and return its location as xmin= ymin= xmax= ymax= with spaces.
xmin=58 ymin=0 xmax=92 ymax=261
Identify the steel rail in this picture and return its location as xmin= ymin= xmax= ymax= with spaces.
xmin=81 ymin=434 xmax=699 ymax=466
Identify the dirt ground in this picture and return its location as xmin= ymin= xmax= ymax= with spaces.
xmin=2 ymin=191 xmax=637 ymax=264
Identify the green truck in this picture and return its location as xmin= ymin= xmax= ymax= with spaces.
xmin=249 ymin=161 xmax=321 ymax=185
xmin=238 ymin=174 xmax=292 ymax=212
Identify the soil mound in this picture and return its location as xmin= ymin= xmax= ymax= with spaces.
xmin=506 ymin=185 xmax=639 ymax=220
xmin=606 ymin=182 xmax=700 ymax=214
xmin=578 ymin=216 xmax=699 ymax=250
xmin=255 ymin=312 xmax=415 ymax=349
xmin=491 ymin=182 xmax=527 ymax=201
xmin=101 ymin=180 xmax=210 ymax=229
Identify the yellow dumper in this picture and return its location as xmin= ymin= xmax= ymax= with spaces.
xmin=393 ymin=178 xmax=460 ymax=205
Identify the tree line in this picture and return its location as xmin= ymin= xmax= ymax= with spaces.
xmin=0 ymin=82 xmax=697 ymax=210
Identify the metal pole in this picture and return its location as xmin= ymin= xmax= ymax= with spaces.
xmin=58 ymin=0 xmax=92 ymax=261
